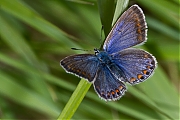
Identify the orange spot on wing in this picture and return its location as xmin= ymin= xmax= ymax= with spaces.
xmin=137 ymin=74 xmax=143 ymax=79
xmin=119 ymin=86 xmax=123 ymax=90
xmin=67 ymin=65 xmax=71 ymax=69
xmin=87 ymin=74 xmax=91 ymax=80
xmin=82 ymin=71 xmax=86 ymax=75
xmin=135 ymin=16 xmax=139 ymax=22
xmin=130 ymin=77 xmax=136 ymax=82
xmin=111 ymin=91 xmax=115 ymax=95
xmin=142 ymin=70 xmax=147 ymax=74
xmin=146 ymin=66 xmax=150 ymax=69
xmin=138 ymin=35 xmax=142 ymax=41
xmin=136 ymin=23 xmax=140 ymax=27
xmin=137 ymin=29 xmax=141 ymax=34
xmin=115 ymin=89 xmax=119 ymax=93
xmin=144 ymin=54 xmax=148 ymax=58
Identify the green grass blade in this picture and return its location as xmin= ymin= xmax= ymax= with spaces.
xmin=0 ymin=71 xmax=60 ymax=118
xmin=57 ymin=80 xmax=91 ymax=119
xmin=112 ymin=0 xmax=129 ymax=25
xmin=0 ymin=0 xmax=79 ymax=48
xmin=97 ymin=0 xmax=115 ymax=37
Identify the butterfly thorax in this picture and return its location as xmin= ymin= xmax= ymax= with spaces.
xmin=96 ymin=51 xmax=113 ymax=64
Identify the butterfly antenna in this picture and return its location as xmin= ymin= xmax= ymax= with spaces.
xmin=71 ymin=48 xmax=92 ymax=51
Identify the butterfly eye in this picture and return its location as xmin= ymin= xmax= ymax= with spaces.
xmin=94 ymin=48 xmax=99 ymax=55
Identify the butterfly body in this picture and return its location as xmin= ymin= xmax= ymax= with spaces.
xmin=60 ymin=4 xmax=157 ymax=101
xmin=96 ymin=51 xmax=112 ymax=64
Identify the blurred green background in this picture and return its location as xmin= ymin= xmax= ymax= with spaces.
xmin=0 ymin=0 xmax=179 ymax=119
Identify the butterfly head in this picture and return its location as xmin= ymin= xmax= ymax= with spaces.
xmin=94 ymin=48 xmax=100 ymax=55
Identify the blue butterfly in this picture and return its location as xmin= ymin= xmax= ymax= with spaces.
xmin=60 ymin=4 xmax=157 ymax=101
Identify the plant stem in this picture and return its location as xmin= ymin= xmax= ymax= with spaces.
xmin=57 ymin=79 xmax=91 ymax=119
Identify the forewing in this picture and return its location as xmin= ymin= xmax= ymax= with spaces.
xmin=60 ymin=54 xmax=99 ymax=82
xmin=111 ymin=48 xmax=157 ymax=85
xmin=103 ymin=5 xmax=147 ymax=54
xmin=93 ymin=65 xmax=126 ymax=101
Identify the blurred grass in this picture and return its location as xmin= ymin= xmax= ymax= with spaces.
xmin=0 ymin=0 xmax=179 ymax=119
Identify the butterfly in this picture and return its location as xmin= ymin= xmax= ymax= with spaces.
xmin=60 ymin=4 xmax=157 ymax=101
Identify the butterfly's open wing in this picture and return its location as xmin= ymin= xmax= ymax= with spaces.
xmin=103 ymin=5 xmax=147 ymax=54
xmin=60 ymin=54 xmax=100 ymax=82
xmin=111 ymin=48 xmax=157 ymax=85
xmin=93 ymin=64 xmax=126 ymax=101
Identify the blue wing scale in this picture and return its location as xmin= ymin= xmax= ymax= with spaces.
xmin=93 ymin=65 xmax=126 ymax=101
xmin=60 ymin=54 xmax=99 ymax=82
xmin=103 ymin=5 xmax=147 ymax=54
xmin=111 ymin=48 xmax=157 ymax=85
